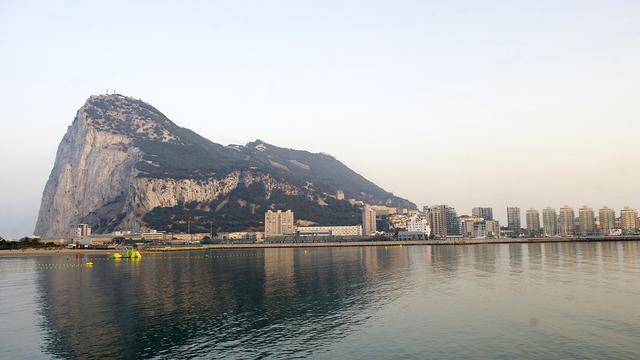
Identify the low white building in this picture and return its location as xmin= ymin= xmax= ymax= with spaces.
xmin=459 ymin=216 xmax=500 ymax=239
xmin=406 ymin=215 xmax=431 ymax=236
xmin=398 ymin=231 xmax=429 ymax=240
xmin=296 ymin=225 xmax=363 ymax=237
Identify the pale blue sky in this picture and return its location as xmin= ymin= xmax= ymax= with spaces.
xmin=1 ymin=0 xmax=639 ymax=238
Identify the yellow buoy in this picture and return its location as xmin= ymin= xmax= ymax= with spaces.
xmin=124 ymin=249 xmax=142 ymax=259
xmin=111 ymin=253 xmax=122 ymax=259
xmin=85 ymin=261 xmax=94 ymax=266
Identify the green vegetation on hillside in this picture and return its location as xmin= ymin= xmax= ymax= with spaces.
xmin=143 ymin=185 xmax=361 ymax=233
xmin=134 ymin=140 xmax=253 ymax=180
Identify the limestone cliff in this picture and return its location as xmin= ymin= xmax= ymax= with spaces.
xmin=35 ymin=94 xmax=415 ymax=237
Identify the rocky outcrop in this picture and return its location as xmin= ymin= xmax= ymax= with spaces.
xmin=35 ymin=94 xmax=415 ymax=237
xmin=34 ymin=102 xmax=142 ymax=237
xmin=130 ymin=172 xmax=301 ymax=222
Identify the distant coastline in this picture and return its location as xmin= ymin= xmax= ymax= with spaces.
xmin=1 ymin=236 xmax=639 ymax=257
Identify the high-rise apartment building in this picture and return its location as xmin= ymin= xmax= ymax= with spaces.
xmin=472 ymin=207 xmax=493 ymax=220
xmin=578 ymin=206 xmax=595 ymax=235
xmin=446 ymin=207 xmax=461 ymax=236
xmin=428 ymin=205 xmax=446 ymax=238
xmin=558 ymin=205 xmax=575 ymax=236
xmin=264 ymin=210 xmax=295 ymax=238
xmin=542 ymin=207 xmax=558 ymax=236
xmin=71 ymin=224 xmax=92 ymax=239
xmin=507 ymin=207 xmax=521 ymax=236
xmin=620 ymin=207 xmax=638 ymax=234
xmin=426 ymin=205 xmax=460 ymax=238
xmin=598 ymin=206 xmax=616 ymax=234
xmin=362 ymin=205 xmax=377 ymax=236
xmin=526 ymin=208 xmax=541 ymax=236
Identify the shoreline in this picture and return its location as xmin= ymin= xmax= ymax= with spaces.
xmin=1 ymin=236 xmax=639 ymax=256
xmin=0 ymin=248 xmax=119 ymax=257
xmin=201 ymin=236 xmax=640 ymax=249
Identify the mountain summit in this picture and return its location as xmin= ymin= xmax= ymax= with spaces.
xmin=35 ymin=94 xmax=415 ymax=237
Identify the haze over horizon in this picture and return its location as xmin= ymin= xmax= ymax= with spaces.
xmin=1 ymin=0 xmax=639 ymax=238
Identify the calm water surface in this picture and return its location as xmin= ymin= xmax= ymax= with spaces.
xmin=1 ymin=242 xmax=639 ymax=359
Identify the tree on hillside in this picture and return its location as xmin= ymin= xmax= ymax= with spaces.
xmin=0 ymin=235 xmax=4 ymax=241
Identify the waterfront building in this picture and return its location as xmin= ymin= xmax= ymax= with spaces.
xmin=458 ymin=216 xmax=499 ymax=238
xmin=406 ymin=215 xmax=430 ymax=235
xmin=87 ymin=234 xmax=115 ymax=245
xmin=526 ymin=208 xmax=541 ymax=237
xmin=427 ymin=205 xmax=446 ymax=238
xmin=485 ymin=220 xmax=500 ymax=238
xmin=215 ymin=232 xmax=263 ymax=242
xmin=362 ymin=205 xmax=377 ymax=236
xmin=459 ymin=216 xmax=483 ymax=238
xmin=507 ymin=207 xmax=521 ymax=236
xmin=599 ymin=206 xmax=616 ymax=235
xmin=472 ymin=207 xmax=493 ymax=221
xmin=296 ymin=225 xmax=362 ymax=237
xmin=459 ymin=216 xmax=479 ymax=238
xmin=620 ymin=207 xmax=638 ymax=234
xmin=446 ymin=207 xmax=461 ymax=236
xmin=71 ymin=224 xmax=92 ymax=239
xmin=140 ymin=230 xmax=169 ymax=241
xmin=426 ymin=205 xmax=460 ymax=238
xmin=558 ymin=205 xmax=575 ymax=236
xmin=542 ymin=207 xmax=558 ymax=236
xmin=578 ymin=206 xmax=595 ymax=235
xmin=397 ymin=231 xmax=429 ymax=240
xmin=264 ymin=210 xmax=295 ymax=238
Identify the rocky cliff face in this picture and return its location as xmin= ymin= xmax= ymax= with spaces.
xmin=35 ymin=94 xmax=415 ymax=238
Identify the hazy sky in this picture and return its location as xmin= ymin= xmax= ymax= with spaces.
xmin=1 ymin=0 xmax=639 ymax=238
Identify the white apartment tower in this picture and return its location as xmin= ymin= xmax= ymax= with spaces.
xmin=558 ymin=205 xmax=575 ymax=236
xmin=578 ymin=206 xmax=595 ymax=235
xmin=598 ymin=207 xmax=616 ymax=234
xmin=264 ymin=210 xmax=295 ymax=238
xmin=620 ymin=207 xmax=638 ymax=234
xmin=542 ymin=207 xmax=558 ymax=236
xmin=526 ymin=208 xmax=541 ymax=236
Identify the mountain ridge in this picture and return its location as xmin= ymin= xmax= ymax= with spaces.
xmin=35 ymin=94 xmax=415 ymax=237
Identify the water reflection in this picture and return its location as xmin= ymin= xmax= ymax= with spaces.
xmin=2 ymin=242 xmax=636 ymax=359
